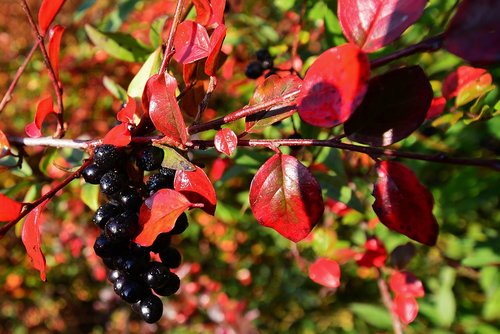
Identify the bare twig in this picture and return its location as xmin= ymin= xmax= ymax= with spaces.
xmin=159 ymin=0 xmax=185 ymax=74
xmin=193 ymin=76 xmax=217 ymax=124
xmin=377 ymin=272 xmax=403 ymax=334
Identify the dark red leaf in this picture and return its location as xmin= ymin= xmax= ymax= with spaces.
xmin=389 ymin=271 xmax=425 ymax=298
xmin=117 ymin=95 xmax=137 ymax=124
xmin=142 ymin=73 xmax=188 ymax=146
xmin=174 ymin=166 xmax=217 ymax=215
xmin=338 ymin=0 xmax=427 ymax=52
xmin=442 ymin=66 xmax=492 ymax=99
xmin=344 ymin=66 xmax=433 ymax=146
xmin=214 ymin=128 xmax=237 ymax=156
xmin=425 ymin=97 xmax=446 ymax=120
xmin=297 ymin=44 xmax=370 ymax=128
xmin=193 ymin=0 xmax=212 ymax=26
xmin=205 ymin=24 xmax=227 ymax=76
xmin=207 ymin=0 xmax=226 ymax=28
xmin=25 ymin=96 xmax=55 ymax=138
xmin=38 ymin=0 xmax=66 ymax=36
xmin=134 ymin=190 xmax=193 ymax=247
xmin=0 ymin=194 xmax=23 ymax=221
xmin=102 ymin=122 xmax=131 ymax=147
xmin=309 ymin=258 xmax=341 ymax=288
xmin=246 ymin=74 xmax=301 ymax=132
xmin=372 ymin=161 xmax=439 ymax=246
xmin=390 ymin=243 xmax=416 ymax=270
xmin=47 ymin=25 xmax=65 ymax=80
xmin=393 ymin=294 xmax=419 ymax=325
xmin=0 ymin=129 xmax=10 ymax=159
xmin=249 ymin=154 xmax=324 ymax=242
xmin=444 ymin=0 xmax=500 ymax=65
xmin=22 ymin=200 xmax=49 ymax=281
xmin=173 ymin=20 xmax=210 ymax=64
xmin=355 ymin=236 xmax=387 ymax=268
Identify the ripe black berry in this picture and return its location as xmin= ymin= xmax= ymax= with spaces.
xmin=112 ymin=187 xmax=142 ymax=211
xmin=245 ymin=61 xmax=264 ymax=79
xmin=139 ymin=295 xmax=163 ymax=323
xmin=256 ymin=48 xmax=273 ymax=70
xmin=107 ymin=270 xmax=123 ymax=283
xmin=153 ymin=272 xmax=180 ymax=296
xmin=159 ymin=247 xmax=182 ymax=269
xmin=82 ymin=163 xmax=105 ymax=184
xmin=119 ymin=254 xmax=149 ymax=276
xmin=93 ymin=203 xmax=121 ymax=229
xmin=159 ymin=167 xmax=176 ymax=178
xmin=93 ymin=234 xmax=125 ymax=257
xmin=146 ymin=173 xmax=173 ymax=195
xmin=119 ymin=280 xmax=150 ymax=303
xmin=93 ymin=145 xmax=121 ymax=171
xmin=100 ymin=171 xmax=125 ymax=195
xmin=113 ymin=275 xmax=127 ymax=294
xmin=105 ymin=211 xmax=138 ymax=242
xmin=143 ymin=262 xmax=170 ymax=289
xmin=151 ymin=233 xmax=171 ymax=254
xmin=170 ymin=213 xmax=188 ymax=235
xmin=136 ymin=146 xmax=164 ymax=171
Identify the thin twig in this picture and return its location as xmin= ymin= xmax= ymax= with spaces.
xmin=0 ymin=160 xmax=92 ymax=238
xmin=159 ymin=0 xmax=185 ymax=74
xmin=193 ymin=76 xmax=217 ymax=124
xmin=377 ymin=272 xmax=403 ymax=334
xmin=0 ymin=44 xmax=38 ymax=113
xmin=19 ymin=0 xmax=65 ymax=138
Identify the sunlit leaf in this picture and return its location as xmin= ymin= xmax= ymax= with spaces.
xmin=393 ymin=294 xmax=419 ymax=325
xmin=0 ymin=129 xmax=11 ymax=159
xmin=0 ymin=194 xmax=23 ymax=222
xmin=22 ymin=200 xmax=49 ymax=281
xmin=173 ymin=21 xmax=210 ymax=64
xmin=214 ymin=128 xmax=237 ymax=156
xmin=127 ymin=47 xmax=163 ymax=99
xmin=38 ymin=0 xmax=66 ymax=36
xmin=47 ymin=25 xmax=65 ymax=80
xmin=309 ymin=258 xmax=341 ymax=288
xmin=102 ymin=122 xmax=131 ymax=147
xmin=205 ymin=24 xmax=227 ymax=76
xmin=174 ymin=166 xmax=217 ymax=215
xmin=25 ymin=96 xmax=55 ymax=138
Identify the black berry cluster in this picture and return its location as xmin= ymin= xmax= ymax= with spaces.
xmin=245 ymin=48 xmax=275 ymax=79
xmin=82 ymin=144 xmax=189 ymax=323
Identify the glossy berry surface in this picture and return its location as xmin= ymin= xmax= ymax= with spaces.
xmin=245 ymin=61 xmax=264 ymax=79
xmin=107 ymin=270 xmax=123 ymax=283
xmin=93 ymin=203 xmax=121 ymax=229
xmin=256 ymin=48 xmax=273 ymax=69
xmin=119 ymin=280 xmax=150 ymax=303
xmin=159 ymin=247 xmax=182 ymax=269
xmin=136 ymin=146 xmax=164 ymax=171
xmin=170 ymin=213 xmax=189 ymax=235
xmin=139 ymin=295 xmax=164 ymax=323
xmin=93 ymin=234 xmax=123 ymax=257
xmin=104 ymin=211 xmax=138 ymax=242
xmin=159 ymin=167 xmax=176 ymax=178
xmin=153 ymin=272 xmax=180 ymax=296
xmin=146 ymin=173 xmax=173 ymax=195
xmin=120 ymin=254 xmax=149 ymax=276
xmin=143 ymin=262 xmax=170 ymax=289
xmin=100 ymin=171 xmax=124 ymax=195
xmin=93 ymin=144 xmax=120 ymax=170
xmin=82 ymin=164 xmax=105 ymax=184
xmin=113 ymin=187 xmax=142 ymax=211
xmin=151 ymin=233 xmax=171 ymax=254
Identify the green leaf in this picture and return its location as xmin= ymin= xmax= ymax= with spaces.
xmin=150 ymin=16 xmax=168 ymax=48
xmin=462 ymin=247 xmax=500 ymax=267
xmin=350 ymin=303 xmax=392 ymax=329
xmin=127 ymin=47 xmax=163 ymax=99
xmin=39 ymin=148 xmax=58 ymax=177
xmin=158 ymin=145 xmax=196 ymax=171
xmin=85 ymin=24 xmax=151 ymax=62
xmin=81 ymin=183 xmax=99 ymax=211
xmin=103 ymin=76 xmax=128 ymax=102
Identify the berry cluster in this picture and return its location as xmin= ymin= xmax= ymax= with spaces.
xmin=245 ymin=48 xmax=275 ymax=79
xmin=82 ymin=144 xmax=188 ymax=323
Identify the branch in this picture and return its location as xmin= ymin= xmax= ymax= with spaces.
xmin=193 ymin=76 xmax=217 ymax=124
xmin=0 ymin=44 xmax=37 ymax=113
xmin=19 ymin=0 xmax=65 ymax=138
xmin=8 ymin=136 xmax=91 ymax=149
xmin=377 ymin=272 xmax=403 ymax=334
xmin=0 ymin=160 xmax=92 ymax=238
xmin=159 ymin=0 xmax=185 ymax=74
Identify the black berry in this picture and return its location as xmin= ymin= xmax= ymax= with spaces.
xmin=113 ymin=275 xmax=127 ymax=294
xmin=139 ymin=295 xmax=163 ymax=323
xmin=119 ymin=280 xmax=150 ymax=303
xmin=120 ymin=254 xmax=149 ymax=276
xmin=93 ymin=203 xmax=121 ymax=229
xmin=112 ymin=187 xmax=142 ymax=211
xmin=143 ymin=262 xmax=170 ymax=289
xmin=153 ymin=272 xmax=180 ymax=296
xmin=151 ymin=233 xmax=171 ymax=254
xmin=245 ymin=61 xmax=264 ymax=79
xmin=159 ymin=247 xmax=182 ymax=269
xmin=82 ymin=163 xmax=105 ymax=184
xmin=100 ymin=171 xmax=124 ymax=195
xmin=107 ymin=270 xmax=123 ymax=283
xmin=93 ymin=145 xmax=121 ymax=171
xmin=170 ymin=213 xmax=189 ymax=235
xmin=104 ymin=211 xmax=138 ymax=242
xmin=136 ymin=146 xmax=164 ymax=171
xmin=93 ymin=234 xmax=125 ymax=257
xmin=159 ymin=167 xmax=176 ymax=178
xmin=146 ymin=173 xmax=173 ymax=195
xmin=256 ymin=48 xmax=273 ymax=69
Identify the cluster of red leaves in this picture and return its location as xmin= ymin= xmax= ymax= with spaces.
xmin=389 ymin=270 xmax=425 ymax=325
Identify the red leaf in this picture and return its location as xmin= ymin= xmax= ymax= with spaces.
xmin=173 ymin=21 xmax=210 ymax=64
xmin=207 ymin=0 xmax=226 ymax=27
xmin=142 ymin=73 xmax=188 ymax=146
xmin=309 ymin=258 xmax=341 ymax=288
xmin=442 ymin=66 xmax=492 ymax=100
xmin=174 ymin=166 xmax=217 ymax=215
xmin=0 ymin=129 xmax=11 ymax=159
xmin=205 ymin=24 xmax=227 ymax=76
xmin=102 ymin=122 xmax=131 ymax=147
xmin=393 ymin=294 xmax=419 ymax=325
xmin=344 ymin=66 xmax=433 ymax=146
xmin=425 ymin=96 xmax=446 ymax=120
xmin=209 ymin=157 xmax=231 ymax=181
xmin=444 ymin=0 xmax=500 ymax=65
xmin=372 ymin=161 xmax=439 ymax=246
xmin=249 ymin=154 xmax=324 ymax=242
xmin=22 ymin=200 xmax=49 ymax=281
xmin=246 ymin=74 xmax=302 ymax=132
xmin=117 ymin=95 xmax=137 ymax=124
xmin=338 ymin=0 xmax=427 ymax=52
xmin=25 ymin=96 xmax=55 ymax=138
xmin=38 ymin=0 xmax=66 ymax=36
xmin=47 ymin=25 xmax=65 ymax=80
xmin=389 ymin=271 xmax=425 ymax=298
xmin=193 ymin=0 xmax=213 ymax=26
xmin=297 ymin=44 xmax=370 ymax=128
xmin=214 ymin=128 xmax=237 ymax=156
xmin=0 ymin=194 xmax=23 ymax=221
xmin=134 ymin=190 xmax=193 ymax=247
xmin=325 ymin=198 xmax=353 ymax=216
xmin=355 ymin=236 xmax=387 ymax=268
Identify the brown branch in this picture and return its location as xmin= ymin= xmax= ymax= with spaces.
xmin=377 ymin=272 xmax=403 ymax=334
xmin=193 ymin=76 xmax=217 ymax=124
xmin=0 ymin=160 xmax=92 ymax=238
xmin=159 ymin=0 xmax=185 ymax=74
xmin=19 ymin=0 xmax=65 ymax=138
xmin=0 ymin=44 xmax=38 ymax=113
